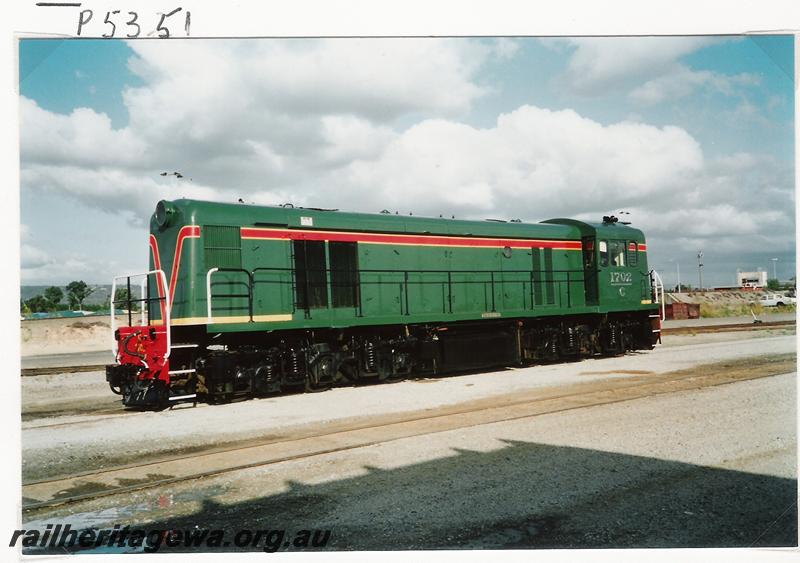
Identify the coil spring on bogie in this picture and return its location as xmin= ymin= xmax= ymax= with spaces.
xmin=287 ymin=348 xmax=305 ymax=378
xmin=609 ymin=324 xmax=618 ymax=347
xmin=364 ymin=341 xmax=377 ymax=372
xmin=567 ymin=326 xmax=576 ymax=350
xmin=262 ymin=359 xmax=276 ymax=383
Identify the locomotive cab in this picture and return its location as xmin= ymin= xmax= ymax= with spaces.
xmin=593 ymin=222 xmax=651 ymax=309
xmin=544 ymin=216 xmax=657 ymax=311
xmin=543 ymin=216 xmax=664 ymax=350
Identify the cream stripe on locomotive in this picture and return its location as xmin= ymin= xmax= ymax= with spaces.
xmin=152 ymin=314 xmax=294 ymax=326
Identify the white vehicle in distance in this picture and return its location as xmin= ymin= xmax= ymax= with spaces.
xmin=756 ymin=293 xmax=797 ymax=307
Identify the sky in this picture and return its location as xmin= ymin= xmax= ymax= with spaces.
xmin=18 ymin=35 xmax=795 ymax=289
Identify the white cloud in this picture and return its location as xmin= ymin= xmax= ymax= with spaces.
xmin=629 ymin=205 xmax=786 ymax=238
xmin=489 ymin=38 xmax=520 ymax=59
xmin=549 ymin=37 xmax=759 ymax=106
xmin=21 ymin=213 xmax=131 ymax=283
xmin=629 ymin=65 xmax=760 ymax=105
xmin=551 ymin=37 xmax=717 ymax=95
xmin=19 ymin=39 xmax=794 ymax=285
xmin=21 ymin=164 xmax=222 ymax=222
xmin=318 ymin=115 xmax=397 ymax=164
xmin=21 ymin=39 xmax=501 ymax=217
xmin=124 ymin=39 xmax=491 ymax=125
xmin=20 ymin=98 xmax=146 ymax=168
xmin=573 ymin=151 xmax=795 ymax=260
xmin=332 ymin=106 xmax=704 ymax=218
xmin=20 ymin=243 xmax=53 ymax=269
xmin=21 ymin=255 xmax=110 ymax=285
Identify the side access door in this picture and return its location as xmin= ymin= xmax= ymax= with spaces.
xmin=582 ymin=236 xmax=599 ymax=306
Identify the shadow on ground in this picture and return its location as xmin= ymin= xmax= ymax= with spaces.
xmin=28 ymin=439 xmax=797 ymax=552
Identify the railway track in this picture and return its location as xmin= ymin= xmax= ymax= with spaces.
xmin=21 ymin=364 xmax=107 ymax=376
xmin=662 ymin=320 xmax=795 ymax=334
xmin=22 ymin=353 xmax=795 ymax=514
xmin=22 ymin=407 xmax=139 ymax=428
xmin=19 ymin=319 xmax=795 ymax=377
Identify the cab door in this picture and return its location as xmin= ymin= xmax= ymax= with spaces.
xmin=598 ymin=238 xmax=639 ymax=309
xmin=582 ymin=237 xmax=599 ymax=306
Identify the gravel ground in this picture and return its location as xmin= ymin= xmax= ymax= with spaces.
xmin=24 ymin=371 xmax=796 ymax=551
xmin=659 ymin=326 xmax=795 ymax=347
xmin=22 ymin=371 xmax=117 ymax=415
xmin=22 ymin=333 xmax=796 ymax=482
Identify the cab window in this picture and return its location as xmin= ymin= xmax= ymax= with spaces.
xmin=599 ymin=240 xmax=608 ymax=267
xmin=627 ymin=241 xmax=638 ymax=267
xmin=609 ymin=240 xmax=626 ymax=267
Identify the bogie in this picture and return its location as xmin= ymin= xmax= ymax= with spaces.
xmin=161 ymin=313 xmax=652 ymax=405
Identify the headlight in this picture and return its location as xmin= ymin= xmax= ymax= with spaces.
xmin=155 ymin=200 xmax=177 ymax=228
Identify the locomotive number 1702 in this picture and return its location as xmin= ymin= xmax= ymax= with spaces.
xmin=609 ymin=271 xmax=633 ymax=285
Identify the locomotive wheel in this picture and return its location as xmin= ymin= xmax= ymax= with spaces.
xmin=336 ymin=359 xmax=359 ymax=385
xmin=306 ymin=353 xmax=335 ymax=392
xmin=377 ymin=358 xmax=407 ymax=383
xmin=209 ymin=393 xmax=232 ymax=405
xmin=384 ymin=371 xmax=407 ymax=383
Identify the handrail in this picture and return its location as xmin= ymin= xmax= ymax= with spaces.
xmin=235 ymin=265 xmax=588 ymax=318
xmin=651 ymin=269 xmax=666 ymax=321
xmin=212 ymin=266 xmax=589 ymax=319
xmin=206 ymin=267 xmax=219 ymax=323
xmin=140 ymin=278 xmax=147 ymax=327
xmin=207 ymin=267 xmax=255 ymax=323
xmin=111 ymin=269 xmax=170 ymax=359
xmin=203 ymin=265 xmax=659 ymax=323
xmin=233 ymin=266 xmax=588 ymax=275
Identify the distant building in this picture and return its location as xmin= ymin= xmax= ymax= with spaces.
xmin=737 ymin=270 xmax=768 ymax=288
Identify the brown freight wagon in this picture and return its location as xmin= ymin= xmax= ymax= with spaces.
xmin=664 ymin=302 xmax=700 ymax=320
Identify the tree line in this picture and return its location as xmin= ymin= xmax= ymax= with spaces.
xmin=21 ymin=282 xmax=137 ymax=314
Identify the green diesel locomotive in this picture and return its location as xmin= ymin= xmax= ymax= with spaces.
xmin=106 ymin=199 xmax=664 ymax=408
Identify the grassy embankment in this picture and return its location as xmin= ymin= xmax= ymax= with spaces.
xmin=699 ymin=302 xmax=796 ymax=318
